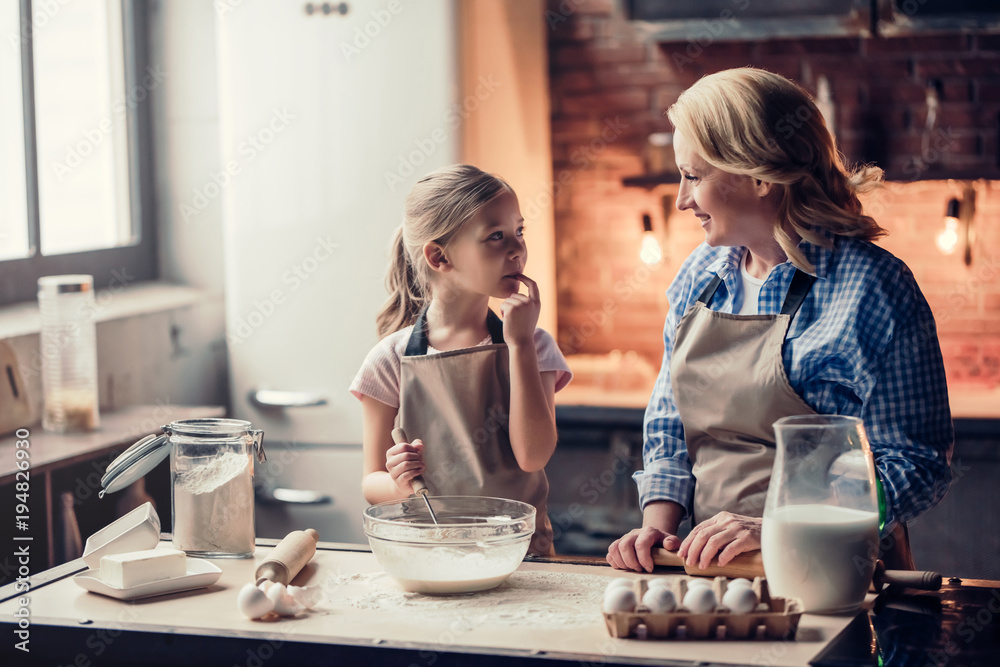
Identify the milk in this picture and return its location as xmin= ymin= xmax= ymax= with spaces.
xmin=761 ymin=504 xmax=879 ymax=613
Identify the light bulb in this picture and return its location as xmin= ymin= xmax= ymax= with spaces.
xmin=640 ymin=231 xmax=662 ymax=265
xmin=936 ymin=218 xmax=959 ymax=255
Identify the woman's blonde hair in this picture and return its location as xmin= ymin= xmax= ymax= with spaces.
xmin=375 ymin=164 xmax=514 ymax=337
xmin=667 ymin=67 xmax=886 ymax=271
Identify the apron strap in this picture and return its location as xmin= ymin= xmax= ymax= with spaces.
xmin=485 ymin=309 xmax=505 ymax=344
xmin=779 ymin=269 xmax=816 ymax=318
xmin=696 ymin=269 xmax=815 ymax=318
xmin=696 ymin=275 xmax=724 ymax=305
xmin=404 ymin=306 xmax=505 ymax=356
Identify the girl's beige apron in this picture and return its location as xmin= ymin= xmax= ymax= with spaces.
xmin=669 ymin=270 xmax=913 ymax=568
xmin=397 ymin=308 xmax=554 ymax=556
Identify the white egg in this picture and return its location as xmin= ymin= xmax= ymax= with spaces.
xmin=721 ymin=586 xmax=759 ymax=614
xmin=605 ymin=577 xmax=635 ymax=593
xmin=237 ymin=582 xmax=274 ymax=619
xmin=602 ymin=586 xmax=637 ymax=614
xmin=641 ymin=586 xmax=677 ymax=613
xmin=726 ymin=578 xmax=753 ymax=590
xmin=645 ymin=577 xmax=672 ymax=590
xmin=287 ymin=584 xmax=323 ymax=609
xmin=682 ymin=585 xmax=717 ymax=613
xmin=266 ymin=582 xmax=305 ymax=617
xmin=686 ymin=578 xmax=711 ymax=589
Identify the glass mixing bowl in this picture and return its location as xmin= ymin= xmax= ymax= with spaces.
xmin=363 ymin=496 xmax=535 ymax=594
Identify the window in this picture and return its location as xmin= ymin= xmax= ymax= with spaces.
xmin=1 ymin=0 xmax=155 ymax=306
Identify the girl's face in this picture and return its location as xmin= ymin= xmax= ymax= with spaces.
xmin=440 ymin=191 xmax=526 ymax=299
xmin=673 ymin=131 xmax=777 ymax=249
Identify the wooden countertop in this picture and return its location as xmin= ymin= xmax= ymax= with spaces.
xmin=0 ymin=539 xmax=861 ymax=666
xmin=557 ymin=384 xmax=1000 ymax=422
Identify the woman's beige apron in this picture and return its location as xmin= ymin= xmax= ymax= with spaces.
xmin=397 ymin=307 xmax=554 ymax=555
xmin=670 ymin=270 xmax=817 ymax=525
xmin=669 ymin=269 xmax=914 ymax=568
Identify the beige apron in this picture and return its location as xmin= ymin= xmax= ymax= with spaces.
xmin=669 ymin=269 xmax=915 ymax=568
xmin=670 ymin=270 xmax=817 ymax=525
xmin=397 ymin=307 xmax=554 ymax=556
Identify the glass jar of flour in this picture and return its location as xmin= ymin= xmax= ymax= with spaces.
xmin=100 ymin=418 xmax=266 ymax=558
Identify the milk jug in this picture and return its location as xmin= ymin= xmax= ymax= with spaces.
xmin=761 ymin=415 xmax=880 ymax=614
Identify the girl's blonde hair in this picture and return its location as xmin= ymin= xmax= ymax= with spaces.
xmin=376 ymin=164 xmax=514 ymax=337
xmin=667 ymin=67 xmax=886 ymax=272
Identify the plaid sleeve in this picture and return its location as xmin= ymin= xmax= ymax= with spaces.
xmin=634 ymin=332 xmax=696 ymax=516
xmin=862 ymin=286 xmax=954 ymax=534
xmin=633 ymin=262 xmax=704 ymax=517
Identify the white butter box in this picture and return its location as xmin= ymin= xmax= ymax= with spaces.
xmin=100 ymin=548 xmax=187 ymax=589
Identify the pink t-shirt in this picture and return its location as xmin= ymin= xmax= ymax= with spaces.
xmin=350 ymin=325 xmax=573 ymax=408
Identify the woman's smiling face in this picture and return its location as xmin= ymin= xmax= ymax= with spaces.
xmin=673 ymin=131 xmax=777 ymax=249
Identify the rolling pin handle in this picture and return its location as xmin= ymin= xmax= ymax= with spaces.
xmin=874 ymin=560 xmax=942 ymax=591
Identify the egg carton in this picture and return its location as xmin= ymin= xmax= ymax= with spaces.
xmin=603 ymin=576 xmax=803 ymax=640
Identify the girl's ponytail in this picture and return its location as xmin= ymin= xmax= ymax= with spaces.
xmin=376 ymin=225 xmax=424 ymax=338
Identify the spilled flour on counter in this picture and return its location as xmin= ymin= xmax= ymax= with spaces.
xmin=320 ymin=570 xmax=608 ymax=628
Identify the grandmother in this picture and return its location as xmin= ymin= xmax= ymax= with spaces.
xmin=607 ymin=67 xmax=953 ymax=573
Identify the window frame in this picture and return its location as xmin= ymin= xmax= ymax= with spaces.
xmin=1 ymin=0 xmax=157 ymax=306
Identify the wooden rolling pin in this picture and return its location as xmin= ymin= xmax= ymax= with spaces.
xmin=651 ymin=549 xmax=941 ymax=593
xmin=254 ymin=528 xmax=320 ymax=585
xmin=652 ymin=548 xmax=765 ymax=578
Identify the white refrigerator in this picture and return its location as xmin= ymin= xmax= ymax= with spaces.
xmin=215 ymin=1 xmax=460 ymax=543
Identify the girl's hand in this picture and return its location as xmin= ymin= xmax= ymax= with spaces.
xmin=500 ymin=273 xmax=540 ymax=348
xmin=385 ymin=438 xmax=426 ymax=495
xmin=678 ymin=511 xmax=762 ymax=569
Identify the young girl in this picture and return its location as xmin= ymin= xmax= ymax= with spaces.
xmin=350 ymin=164 xmax=572 ymax=555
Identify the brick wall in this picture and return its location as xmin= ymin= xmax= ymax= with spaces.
xmin=547 ymin=0 xmax=1000 ymax=390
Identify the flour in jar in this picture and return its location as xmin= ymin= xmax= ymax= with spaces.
xmin=172 ymin=450 xmax=255 ymax=554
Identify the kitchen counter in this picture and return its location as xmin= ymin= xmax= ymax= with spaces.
xmin=2 ymin=539 xmax=997 ymax=666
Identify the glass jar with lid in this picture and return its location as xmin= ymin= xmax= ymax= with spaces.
xmin=101 ymin=418 xmax=266 ymax=558
xmin=37 ymin=274 xmax=100 ymax=433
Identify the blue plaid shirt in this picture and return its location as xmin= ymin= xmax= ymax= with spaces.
xmin=635 ymin=232 xmax=954 ymax=534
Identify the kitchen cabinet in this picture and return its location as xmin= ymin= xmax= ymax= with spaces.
xmin=626 ymin=0 xmax=874 ymax=40
xmin=625 ymin=0 xmax=1000 ymax=40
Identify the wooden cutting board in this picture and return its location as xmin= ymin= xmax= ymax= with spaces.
xmin=0 ymin=340 xmax=32 ymax=436
xmin=652 ymin=548 xmax=765 ymax=578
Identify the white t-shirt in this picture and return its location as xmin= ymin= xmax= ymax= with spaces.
xmin=738 ymin=249 xmax=768 ymax=315
xmin=350 ymin=324 xmax=573 ymax=408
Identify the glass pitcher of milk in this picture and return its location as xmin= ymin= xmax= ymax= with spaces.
xmin=762 ymin=415 xmax=880 ymax=614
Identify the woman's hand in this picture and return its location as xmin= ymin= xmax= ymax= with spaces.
xmin=678 ymin=511 xmax=761 ymax=569
xmin=607 ymin=527 xmax=683 ymax=573
xmin=385 ymin=438 xmax=426 ymax=495
xmin=500 ymin=274 xmax=540 ymax=348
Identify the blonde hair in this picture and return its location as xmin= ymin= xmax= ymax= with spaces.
xmin=667 ymin=67 xmax=886 ymax=272
xmin=375 ymin=164 xmax=514 ymax=337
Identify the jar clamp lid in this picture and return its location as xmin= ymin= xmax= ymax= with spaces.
xmin=99 ymin=419 xmax=266 ymax=497
xmin=38 ymin=274 xmax=94 ymax=295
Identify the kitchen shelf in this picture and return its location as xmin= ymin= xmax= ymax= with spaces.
xmin=881 ymin=167 xmax=1000 ymax=183
xmin=623 ymin=168 xmax=1000 ymax=189
xmin=622 ymin=172 xmax=681 ymax=189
